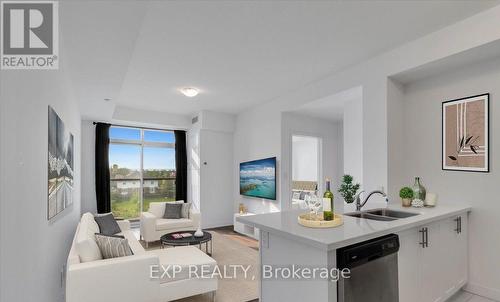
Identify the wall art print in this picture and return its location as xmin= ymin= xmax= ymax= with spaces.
xmin=442 ymin=94 xmax=489 ymax=172
xmin=48 ymin=106 xmax=74 ymax=220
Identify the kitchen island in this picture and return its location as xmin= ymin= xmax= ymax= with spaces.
xmin=237 ymin=204 xmax=471 ymax=302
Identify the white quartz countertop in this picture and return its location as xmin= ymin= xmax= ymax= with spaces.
xmin=236 ymin=204 xmax=471 ymax=251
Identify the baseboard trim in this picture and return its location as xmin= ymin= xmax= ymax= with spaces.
xmin=465 ymin=282 xmax=500 ymax=301
xmin=204 ymin=222 xmax=233 ymax=229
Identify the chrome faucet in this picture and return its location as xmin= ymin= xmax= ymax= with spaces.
xmin=355 ymin=190 xmax=388 ymax=211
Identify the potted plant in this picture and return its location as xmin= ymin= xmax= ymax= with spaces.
xmin=399 ymin=187 xmax=413 ymax=207
xmin=338 ymin=175 xmax=360 ymax=204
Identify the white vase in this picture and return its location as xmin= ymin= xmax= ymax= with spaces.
xmin=194 ymin=226 xmax=204 ymax=237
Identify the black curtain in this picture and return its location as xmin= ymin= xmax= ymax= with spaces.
xmin=95 ymin=123 xmax=111 ymax=213
xmin=175 ymin=130 xmax=187 ymax=202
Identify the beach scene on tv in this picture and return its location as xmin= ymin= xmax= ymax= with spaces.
xmin=240 ymin=157 xmax=276 ymax=200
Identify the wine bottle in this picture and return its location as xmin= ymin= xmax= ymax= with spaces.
xmin=323 ymin=178 xmax=334 ymax=221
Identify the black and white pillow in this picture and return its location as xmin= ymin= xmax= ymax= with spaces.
xmin=94 ymin=233 xmax=133 ymax=259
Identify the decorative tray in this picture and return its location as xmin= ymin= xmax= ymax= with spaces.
xmin=297 ymin=213 xmax=344 ymax=228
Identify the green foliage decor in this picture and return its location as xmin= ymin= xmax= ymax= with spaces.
xmin=399 ymin=187 xmax=414 ymax=199
xmin=338 ymin=175 xmax=360 ymax=204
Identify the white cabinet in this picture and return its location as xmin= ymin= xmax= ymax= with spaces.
xmin=398 ymin=213 xmax=468 ymax=302
xmin=234 ymin=213 xmax=259 ymax=240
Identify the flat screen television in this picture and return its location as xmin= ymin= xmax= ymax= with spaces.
xmin=240 ymin=157 xmax=276 ymax=200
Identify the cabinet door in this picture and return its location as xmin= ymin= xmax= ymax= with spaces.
xmin=421 ymin=221 xmax=446 ymax=302
xmin=440 ymin=214 xmax=468 ymax=297
xmin=456 ymin=214 xmax=468 ymax=286
xmin=398 ymin=228 xmax=422 ymax=302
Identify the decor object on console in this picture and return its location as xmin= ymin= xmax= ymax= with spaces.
xmin=67 ymin=213 xmax=217 ymax=302
xmin=338 ymin=174 xmax=360 ymax=204
xmin=238 ymin=203 xmax=247 ymax=214
xmin=140 ymin=201 xmax=200 ymax=248
xmin=442 ymin=93 xmax=489 ymax=172
xmin=399 ymin=187 xmax=414 ymax=207
xmin=48 ymin=106 xmax=74 ymax=220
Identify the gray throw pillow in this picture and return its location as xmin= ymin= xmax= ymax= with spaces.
xmin=95 ymin=233 xmax=133 ymax=259
xmin=94 ymin=213 xmax=121 ymax=235
xmin=181 ymin=202 xmax=191 ymax=218
xmin=164 ymin=203 xmax=183 ymax=219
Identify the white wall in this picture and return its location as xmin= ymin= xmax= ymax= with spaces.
xmin=233 ymin=106 xmax=282 ymax=214
xmin=292 ymin=136 xmax=319 ymax=182
xmin=281 ymin=112 xmax=344 ymax=211
xmin=0 ymin=66 xmax=81 ymax=302
xmin=343 ymin=96 xmax=363 ymax=187
xmin=397 ymin=57 xmax=500 ymax=300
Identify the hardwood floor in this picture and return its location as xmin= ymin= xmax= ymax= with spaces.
xmin=207 ymin=225 xmax=259 ymax=250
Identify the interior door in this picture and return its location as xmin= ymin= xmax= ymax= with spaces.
xmin=200 ymin=130 xmax=234 ymax=228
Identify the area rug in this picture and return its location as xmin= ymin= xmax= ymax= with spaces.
xmin=140 ymin=230 xmax=259 ymax=302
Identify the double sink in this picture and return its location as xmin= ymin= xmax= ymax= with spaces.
xmin=345 ymin=208 xmax=420 ymax=221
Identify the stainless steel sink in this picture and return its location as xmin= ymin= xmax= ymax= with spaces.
xmin=345 ymin=212 xmax=398 ymax=221
xmin=345 ymin=208 xmax=419 ymax=221
xmin=364 ymin=208 xmax=419 ymax=218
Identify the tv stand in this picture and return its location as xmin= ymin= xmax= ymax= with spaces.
xmin=233 ymin=213 xmax=259 ymax=240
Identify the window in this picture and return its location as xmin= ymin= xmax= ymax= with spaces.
xmin=109 ymin=127 xmax=176 ymax=219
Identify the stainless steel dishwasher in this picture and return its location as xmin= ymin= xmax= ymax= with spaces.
xmin=337 ymin=234 xmax=400 ymax=302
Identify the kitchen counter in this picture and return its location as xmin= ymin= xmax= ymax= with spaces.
xmin=238 ymin=203 xmax=471 ymax=302
xmin=236 ymin=203 xmax=471 ymax=251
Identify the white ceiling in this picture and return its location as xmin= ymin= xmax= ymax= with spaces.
xmin=61 ymin=1 xmax=499 ymax=120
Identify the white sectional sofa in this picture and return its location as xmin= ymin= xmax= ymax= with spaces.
xmin=140 ymin=201 xmax=200 ymax=248
xmin=66 ymin=213 xmax=217 ymax=302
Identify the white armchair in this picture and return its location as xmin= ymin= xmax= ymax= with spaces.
xmin=140 ymin=201 xmax=201 ymax=248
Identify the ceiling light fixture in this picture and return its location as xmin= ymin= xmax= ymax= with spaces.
xmin=180 ymin=87 xmax=199 ymax=98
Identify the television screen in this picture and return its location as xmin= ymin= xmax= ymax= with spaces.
xmin=240 ymin=157 xmax=276 ymax=200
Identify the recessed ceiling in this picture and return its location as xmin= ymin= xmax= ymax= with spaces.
xmin=61 ymin=1 xmax=499 ymax=120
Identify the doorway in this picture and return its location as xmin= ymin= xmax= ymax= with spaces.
xmin=291 ymin=135 xmax=321 ymax=209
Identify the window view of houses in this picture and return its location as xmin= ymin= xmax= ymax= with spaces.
xmin=109 ymin=127 xmax=176 ymax=219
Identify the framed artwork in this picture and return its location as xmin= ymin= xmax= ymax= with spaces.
xmin=442 ymin=93 xmax=489 ymax=172
xmin=48 ymin=106 xmax=74 ymax=220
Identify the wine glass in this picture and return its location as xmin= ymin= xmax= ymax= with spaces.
xmin=310 ymin=195 xmax=323 ymax=220
xmin=304 ymin=193 xmax=315 ymax=218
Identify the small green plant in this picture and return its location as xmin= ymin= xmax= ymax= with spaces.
xmin=399 ymin=187 xmax=414 ymax=199
xmin=338 ymin=175 xmax=360 ymax=204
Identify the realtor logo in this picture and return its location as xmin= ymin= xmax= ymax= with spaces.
xmin=1 ymin=1 xmax=58 ymax=69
